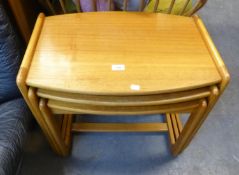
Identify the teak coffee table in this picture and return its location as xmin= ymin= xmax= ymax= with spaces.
xmin=17 ymin=12 xmax=230 ymax=156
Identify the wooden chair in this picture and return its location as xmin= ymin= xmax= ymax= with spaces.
xmin=45 ymin=0 xmax=207 ymax=16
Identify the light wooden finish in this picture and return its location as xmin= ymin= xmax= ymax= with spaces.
xmin=72 ymin=122 xmax=168 ymax=132
xmin=61 ymin=114 xmax=73 ymax=146
xmin=26 ymin=13 xmax=221 ymax=95
xmin=193 ymin=15 xmax=230 ymax=93
xmin=51 ymin=109 xmax=84 ymax=115
xmin=39 ymin=98 xmax=69 ymax=156
xmin=37 ymin=87 xmax=210 ymax=106
xmin=172 ymin=100 xmax=207 ymax=155
xmin=16 ymin=13 xmax=44 ymax=114
xmin=64 ymin=114 xmax=73 ymax=148
xmin=175 ymin=113 xmax=183 ymax=132
xmin=28 ymin=87 xmax=61 ymax=155
xmin=48 ymin=99 xmax=199 ymax=115
xmin=61 ymin=115 xmax=68 ymax=139
xmin=166 ymin=113 xmax=183 ymax=145
xmin=166 ymin=113 xmax=175 ymax=145
xmin=171 ymin=113 xmax=179 ymax=139
xmin=180 ymin=86 xmax=219 ymax=152
xmin=15 ymin=13 xmax=68 ymax=156
xmin=17 ymin=13 xmax=230 ymax=157
xmin=15 ymin=13 xmax=60 ymax=155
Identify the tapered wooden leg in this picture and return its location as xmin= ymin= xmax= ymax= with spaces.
xmin=171 ymin=113 xmax=180 ymax=139
xmin=166 ymin=113 xmax=176 ymax=145
xmin=61 ymin=114 xmax=73 ymax=151
xmin=65 ymin=115 xmax=73 ymax=148
xmin=28 ymin=87 xmax=72 ymax=156
xmin=179 ymin=86 xmax=219 ymax=152
xmin=39 ymin=98 xmax=71 ymax=156
xmin=172 ymin=100 xmax=207 ymax=155
xmin=28 ymin=87 xmax=62 ymax=155
xmin=166 ymin=113 xmax=183 ymax=146
xmin=175 ymin=113 xmax=183 ymax=133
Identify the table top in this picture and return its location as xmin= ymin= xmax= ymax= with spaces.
xmin=26 ymin=12 xmax=221 ymax=95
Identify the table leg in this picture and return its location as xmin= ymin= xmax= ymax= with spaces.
xmin=61 ymin=114 xmax=73 ymax=151
xmin=39 ymin=98 xmax=70 ymax=156
xmin=179 ymin=86 xmax=219 ymax=152
xmin=172 ymin=99 xmax=207 ymax=155
xmin=28 ymin=87 xmax=62 ymax=155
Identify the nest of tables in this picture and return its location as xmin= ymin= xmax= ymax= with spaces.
xmin=17 ymin=12 xmax=229 ymax=156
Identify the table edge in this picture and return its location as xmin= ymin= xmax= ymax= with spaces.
xmin=18 ymin=13 xmax=228 ymax=96
xmin=192 ymin=15 xmax=230 ymax=93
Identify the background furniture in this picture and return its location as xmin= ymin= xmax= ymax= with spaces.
xmin=17 ymin=12 xmax=229 ymax=157
xmin=0 ymin=4 xmax=32 ymax=175
xmin=6 ymin=0 xmax=40 ymax=43
xmin=5 ymin=0 xmax=207 ymax=43
xmin=45 ymin=0 xmax=207 ymax=15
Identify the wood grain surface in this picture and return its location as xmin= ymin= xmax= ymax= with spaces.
xmin=37 ymin=87 xmax=210 ymax=106
xmin=48 ymin=99 xmax=200 ymax=115
xmin=26 ymin=12 xmax=221 ymax=95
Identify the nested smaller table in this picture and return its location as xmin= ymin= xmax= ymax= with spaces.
xmin=17 ymin=12 xmax=229 ymax=156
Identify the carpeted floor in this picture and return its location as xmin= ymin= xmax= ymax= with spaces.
xmin=21 ymin=0 xmax=239 ymax=174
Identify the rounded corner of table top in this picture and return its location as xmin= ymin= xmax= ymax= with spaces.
xmin=18 ymin=12 xmax=46 ymax=74
xmin=192 ymin=14 xmax=230 ymax=87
